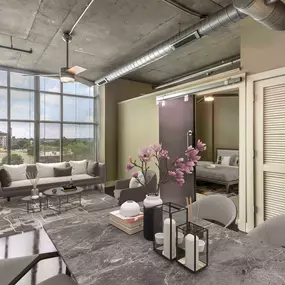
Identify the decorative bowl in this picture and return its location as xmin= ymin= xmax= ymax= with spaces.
xmin=155 ymin=233 xmax=164 ymax=245
xmin=120 ymin=200 xmax=140 ymax=217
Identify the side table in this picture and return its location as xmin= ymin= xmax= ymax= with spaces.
xmin=21 ymin=195 xmax=47 ymax=213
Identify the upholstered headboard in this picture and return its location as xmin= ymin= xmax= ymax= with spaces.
xmin=216 ymin=149 xmax=239 ymax=159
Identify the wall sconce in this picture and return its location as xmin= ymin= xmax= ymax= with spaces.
xmin=204 ymin=96 xmax=214 ymax=102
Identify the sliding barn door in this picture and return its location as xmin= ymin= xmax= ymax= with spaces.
xmin=255 ymin=76 xmax=285 ymax=225
xmin=159 ymin=96 xmax=195 ymax=206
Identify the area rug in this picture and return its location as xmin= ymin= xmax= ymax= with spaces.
xmin=0 ymin=190 xmax=117 ymax=237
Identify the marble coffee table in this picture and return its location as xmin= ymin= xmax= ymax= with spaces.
xmin=44 ymin=187 xmax=84 ymax=214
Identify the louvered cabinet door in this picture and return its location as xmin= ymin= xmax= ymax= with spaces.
xmin=255 ymin=76 xmax=285 ymax=225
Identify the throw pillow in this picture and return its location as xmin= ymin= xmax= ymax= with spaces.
xmin=233 ymin=156 xmax=239 ymax=166
xmin=87 ymin=161 xmax=98 ymax=176
xmin=54 ymin=166 xmax=72 ymax=177
xmin=3 ymin=164 xmax=27 ymax=181
xmin=221 ymin=156 xmax=231 ymax=166
xmin=129 ymin=172 xmax=145 ymax=188
xmin=36 ymin=162 xmax=67 ymax=178
xmin=69 ymin=160 xmax=87 ymax=175
xmin=0 ymin=168 xmax=12 ymax=187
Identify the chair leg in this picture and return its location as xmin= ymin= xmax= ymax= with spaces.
xmin=66 ymin=266 xmax=71 ymax=276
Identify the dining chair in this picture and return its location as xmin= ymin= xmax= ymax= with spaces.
xmin=38 ymin=274 xmax=76 ymax=285
xmin=114 ymin=170 xmax=157 ymax=205
xmin=0 ymin=252 xmax=76 ymax=285
xmin=191 ymin=195 xmax=237 ymax=228
xmin=247 ymin=214 xmax=285 ymax=247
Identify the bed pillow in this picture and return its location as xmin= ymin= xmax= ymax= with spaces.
xmin=3 ymin=164 xmax=27 ymax=181
xmin=69 ymin=160 xmax=87 ymax=175
xmin=232 ymin=156 xmax=239 ymax=166
xmin=216 ymin=156 xmax=231 ymax=166
xmin=36 ymin=162 xmax=67 ymax=178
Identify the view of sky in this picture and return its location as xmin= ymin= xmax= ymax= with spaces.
xmin=0 ymin=71 xmax=95 ymax=139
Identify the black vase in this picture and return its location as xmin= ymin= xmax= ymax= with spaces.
xmin=143 ymin=194 xmax=163 ymax=241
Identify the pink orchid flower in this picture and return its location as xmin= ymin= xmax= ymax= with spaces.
xmin=176 ymin=178 xmax=185 ymax=186
xmin=138 ymin=147 xmax=153 ymax=161
xmin=197 ymin=140 xmax=206 ymax=152
xmin=151 ymin=143 xmax=162 ymax=152
xmin=132 ymin=172 xmax=138 ymax=178
xmin=168 ymin=171 xmax=176 ymax=177
xmin=126 ymin=163 xmax=133 ymax=171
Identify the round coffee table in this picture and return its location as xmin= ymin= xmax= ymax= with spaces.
xmin=21 ymin=195 xmax=47 ymax=213
xmin=44 ymin=187 xmax=84 ymax=214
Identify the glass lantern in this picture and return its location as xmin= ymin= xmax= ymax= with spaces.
xmin=176 ymin=222 xmax=208 ymax=273
xmin=153 ymin=202 xmax=188 ymax=261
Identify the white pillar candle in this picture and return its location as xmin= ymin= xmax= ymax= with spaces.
xmin=185 ymin=234 xmax=199 ymax=271
xmin=163 ymin=218 xmax=176 ymax=259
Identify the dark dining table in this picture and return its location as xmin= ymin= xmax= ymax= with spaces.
xmin=44 ymin=206 xmax=285 ymax=285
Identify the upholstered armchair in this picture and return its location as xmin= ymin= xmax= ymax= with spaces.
xmin=114 ymin=171 xmax=157 ymax=205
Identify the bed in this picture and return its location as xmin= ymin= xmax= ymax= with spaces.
xmin=196 ymin=149 xmax=239 ymax=193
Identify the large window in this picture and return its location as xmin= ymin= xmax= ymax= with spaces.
xmin=0 ymin=69 xmax=98 ymax=166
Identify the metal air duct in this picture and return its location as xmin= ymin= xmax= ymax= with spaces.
xmin=95 ymin=4 xmax=244 ymax=85
xmin=233 ymin=0 xmax=285 ymax=30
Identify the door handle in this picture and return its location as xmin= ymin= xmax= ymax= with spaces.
xmin=186 ymin=130 xmax=192 ymax=148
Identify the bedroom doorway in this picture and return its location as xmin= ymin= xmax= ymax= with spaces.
xmin=195 ymin=89 xmax=240 ymax=221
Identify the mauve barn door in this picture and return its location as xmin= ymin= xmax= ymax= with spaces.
xmin=159 ymin=95 xmax=195 ymax=206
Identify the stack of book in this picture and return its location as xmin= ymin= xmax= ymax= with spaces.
xmin=109 ymin=210 xmax=144 ymax=235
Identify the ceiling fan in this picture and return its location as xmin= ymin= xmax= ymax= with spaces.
xmin=24 ymin=33 xmax=94 ymax=87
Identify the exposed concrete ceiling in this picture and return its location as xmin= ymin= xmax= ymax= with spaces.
xmin=0 ymin=0 xmax=240 ymax=84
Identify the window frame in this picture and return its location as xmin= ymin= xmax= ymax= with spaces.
xmin=0 ymin=66 xmax=98 ymax=165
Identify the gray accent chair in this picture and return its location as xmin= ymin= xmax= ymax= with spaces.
xmin=0 ymin=162 xmax=105 ymax=201
xmin=248 ymin=214 xmax=285 ymax=247
xmin=114 ymin=171 xmax=157 ymax=205
xmin=191 ymin=195 xmax=237 ymax=228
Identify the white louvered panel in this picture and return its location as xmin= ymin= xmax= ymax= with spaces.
xmin=264 ymin=85 xmax=285 ymax=164
xmin=264 ymin=172 xmax=285 ymax=220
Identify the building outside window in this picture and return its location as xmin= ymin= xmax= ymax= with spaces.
xmin=0 ymin=69 xmax=98 ymax=165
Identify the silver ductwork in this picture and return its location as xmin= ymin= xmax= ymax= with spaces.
xmin=233 ymin=0 xmax=285 ymax=30
xmin=95 ymin=0 xmax=285 ymax=86
xmin=95 ymin=4 xmax=244 ymax=85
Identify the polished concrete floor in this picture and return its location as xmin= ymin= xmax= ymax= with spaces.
xmin=0 ymin=229 xmax=66 ymax=285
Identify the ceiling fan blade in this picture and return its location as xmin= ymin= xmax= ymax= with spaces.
xmin=74 ymin=75 xmax=94 ymax=87
xmin=22 ymin=73 xmax=59 ymax=77
xmin=67 ymin=65 xmax=86 ymax=75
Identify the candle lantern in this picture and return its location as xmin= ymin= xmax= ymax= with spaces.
xmin=153 ymin=202 xmax=188 ymax=261
xmin=176 ymin=222 xmax=208 ymax=273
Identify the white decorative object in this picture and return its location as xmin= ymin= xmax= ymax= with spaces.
xmin=129 ymin=172 xmax=145 ymax=188
xmin=143 ymin=194 xmax=163 ymax=208
xmin=31 ymin=195 xmax=39 ymax=200
xmin=120 ymin=200 xmax=140 ymax=217
xmin=39 ymin=192 xmax=43 ymax=197
xmin=163 ymin=218 xmax=176 ymax=259
xmin=69 ymin=160 xmax=87 ymax=175
xmin=155 ymin=233 xmax=164 ymax=245
xmin=185 ymin=234 xmax=199 ymax=271
xmin=198 ymin=240 xmax=205 ymax=252
xmin=36 ymin=162 xmax=66 ymax=178
xmin=177 ymin=232 xmax=184 ymax=244
xmin=3 ymin=164 xmax=27 ymax=181
xmin=206 ymin=164 xmax=216 ymax=169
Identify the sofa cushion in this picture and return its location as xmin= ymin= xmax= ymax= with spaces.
xmin=0 ymin=168 xmax=12 ymax=187
xmin=54 ymin=166 xmax=72 ymax=177
xmin=3 ymin=164 xmax=27 ymax=181
xmin=36 ymin=162 xmax=66 ymax=178
xmin=87 ymin=161 xmax=98 ymax=176
xmin=69 ymin=160 xmax=87 ymax=175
